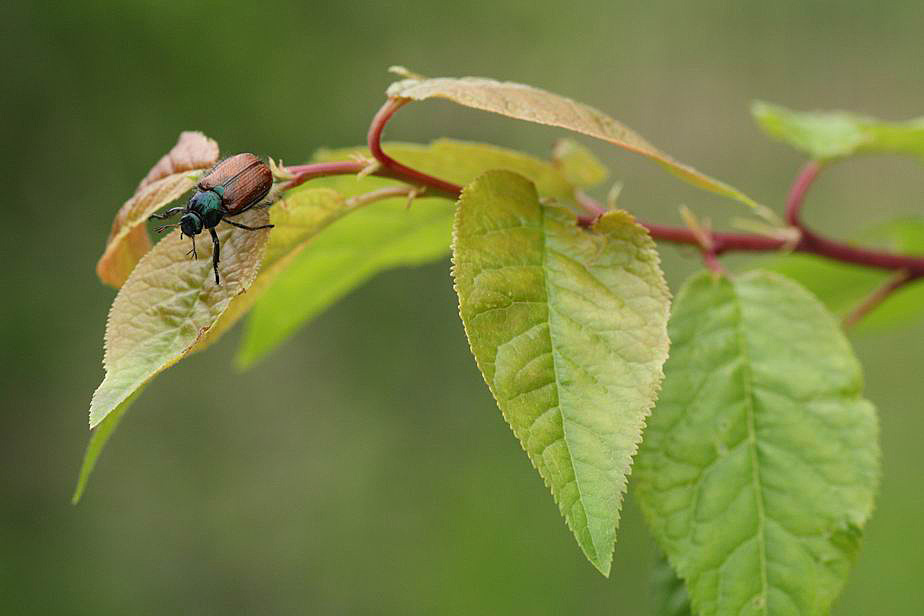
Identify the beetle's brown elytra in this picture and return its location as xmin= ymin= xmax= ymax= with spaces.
xmin=198 ymin=153 xmax=273 ymax=214
xmin=148 ymin=153 xmax=275 ymax=285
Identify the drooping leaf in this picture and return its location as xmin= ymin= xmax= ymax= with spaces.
xmin=552 ymin=138 xmax=609 ymax=188
xmin=88 ymin=207 xmax=270 ymax=429
xmin=387 ymin=76 xmax=769 ymax=215
xmin=763 ymin=217 xmax=924 ymax=327
xmin=452 ymin=170 xmax=671 ymax=575
xmin=652 ymin=551 xmax=693 ymax=616
xmin=96 ymin=131 xmax=219 ymax=287
xmin=752 ymin=101 xmax=924 ymax=161
xmin=237 ymin=139 xmax=587 ymax=366
xmin=635 ymin=270 xmax=880 ymax=616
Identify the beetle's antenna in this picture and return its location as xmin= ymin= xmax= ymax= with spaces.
xmin=155 ymin=223 xmax=179 ymax=234
xmin=186 ymin=235 xmax=198 ymax=259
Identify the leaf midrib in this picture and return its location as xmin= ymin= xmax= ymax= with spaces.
xmin=731 ymin=281 xmax=770 ymax=613
xmin=536 ymin=204 xmax=602 ymax=564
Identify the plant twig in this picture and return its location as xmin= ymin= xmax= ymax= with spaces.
xmin=367 ymin=98 xmax=463 ymax=197
xmin=785 ymin=161 xmax=822 ymax=226
xmin=283 ymin=160 xmax=368 ymax=189
xmin=286 ymin=96 xmax=924 ymax=282
xmin=344 ymin=185 xmax=425 ymax=210
xmin=843 ymin=270 xmax=919 ymax=328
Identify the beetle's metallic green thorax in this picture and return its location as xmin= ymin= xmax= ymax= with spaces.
xmin=188 ymin=190 xmax=224 ymax=228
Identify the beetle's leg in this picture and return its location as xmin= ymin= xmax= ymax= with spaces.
xmin=209 ymin=227 xmax=221 ymax=285
xmin=223 ymin=220 xmax=275 ymax=231
xmin=149 ymin=206 xmax=185 ymax=221
xmin=186 ymin=235 xmax=198 ymax=259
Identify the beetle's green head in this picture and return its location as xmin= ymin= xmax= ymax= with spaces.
xmin=180 ymin=212 xmax=203 ymax=237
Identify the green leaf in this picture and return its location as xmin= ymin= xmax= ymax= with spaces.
xmin=552 ymin=138 xmax=609 ymax=188
xmin=452 ymin=170 xmax=671 ymax=575
xmin=752 ymin=101 xmax=924 ymax=161
xmin=388 ymin=76 xmax=770 ymax=217
xmin=237 ymin=193 xmax=455 ymax=367
xmin=73 ymin=386 xmax=146 ymax=504
xmin=652 ymin=551 xmax=693 ymax=616
xmin=237 ymin=139 xmax=585 ymax=366
xmin=763 ymin=217 xmax=924 ymax=327
xmin=635 ymin=270 xmax=880 ymax=616
xmin=88 ymin=207 xmax=271 ymax=429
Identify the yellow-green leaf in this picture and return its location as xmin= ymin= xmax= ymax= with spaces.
xmin=88 ymin=207 xmax=270 ymax=429
xmin=552 ymin=138 xmax=609 ymax=188
xmin=452 ymin=170 xmax=671 ymax=575
xmin=387 ymin=76 xmax=766 ymax=214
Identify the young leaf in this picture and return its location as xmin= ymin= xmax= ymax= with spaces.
xmin=552 ymin=138 xmax=609 ymax=188
xmin=752 ymin=101 xmax=924 ymax=161
xmin=88 ymin=207 xmax=270 ymax=429
xmin=137 ymin=130 xmax=219 ymax=190
xmin=452 ymin=170 xmax=671 ymax=575
xmin=387 ymin=76 xmax=769 ymax=215
xmin=78 ymin=189 xmax=356 ymax=498
xmin=237 ymin=139 xmax=585 ymax=366
xmin=635 ymin=270 xmax=880 ymax=616
xmin=96 ymin=131 xmax=219 ymax=288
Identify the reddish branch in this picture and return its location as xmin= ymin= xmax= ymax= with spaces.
xmin=284 ymin=97 xmax=924 ymax=309
xmin=367 ymin=99 xmax=463 ymax=197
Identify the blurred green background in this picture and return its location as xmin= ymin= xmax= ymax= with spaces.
xmin=3 ymin=1 xmax=923 ymax=613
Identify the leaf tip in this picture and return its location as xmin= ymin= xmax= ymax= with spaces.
xmin=585 ymin=546 xmax=613 ymax=577
xmin=387 ymin=65 xmax=426 ymax=80
xmin=70 ymin=484 xmax=86 ymax=506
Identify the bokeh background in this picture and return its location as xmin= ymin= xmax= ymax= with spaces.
xmin=3 ymin=1 xmax=923 ymax=613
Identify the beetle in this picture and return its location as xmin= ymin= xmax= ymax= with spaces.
xmin=149 ymin=153 xmax=275 ymax=285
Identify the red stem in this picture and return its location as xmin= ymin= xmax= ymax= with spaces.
xmin=283 ymin=161 xmax=367 ymax=189
xmin=289 ymin=98 xmax=924 ymax=280
xmin=785 ymin=161 xmax=822 ymax=226
xmin=367 ymin=99 xmax=464 ymax=197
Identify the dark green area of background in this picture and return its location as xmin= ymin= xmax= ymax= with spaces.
xmin=2 ymin=1 xmax=923 ymax=613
